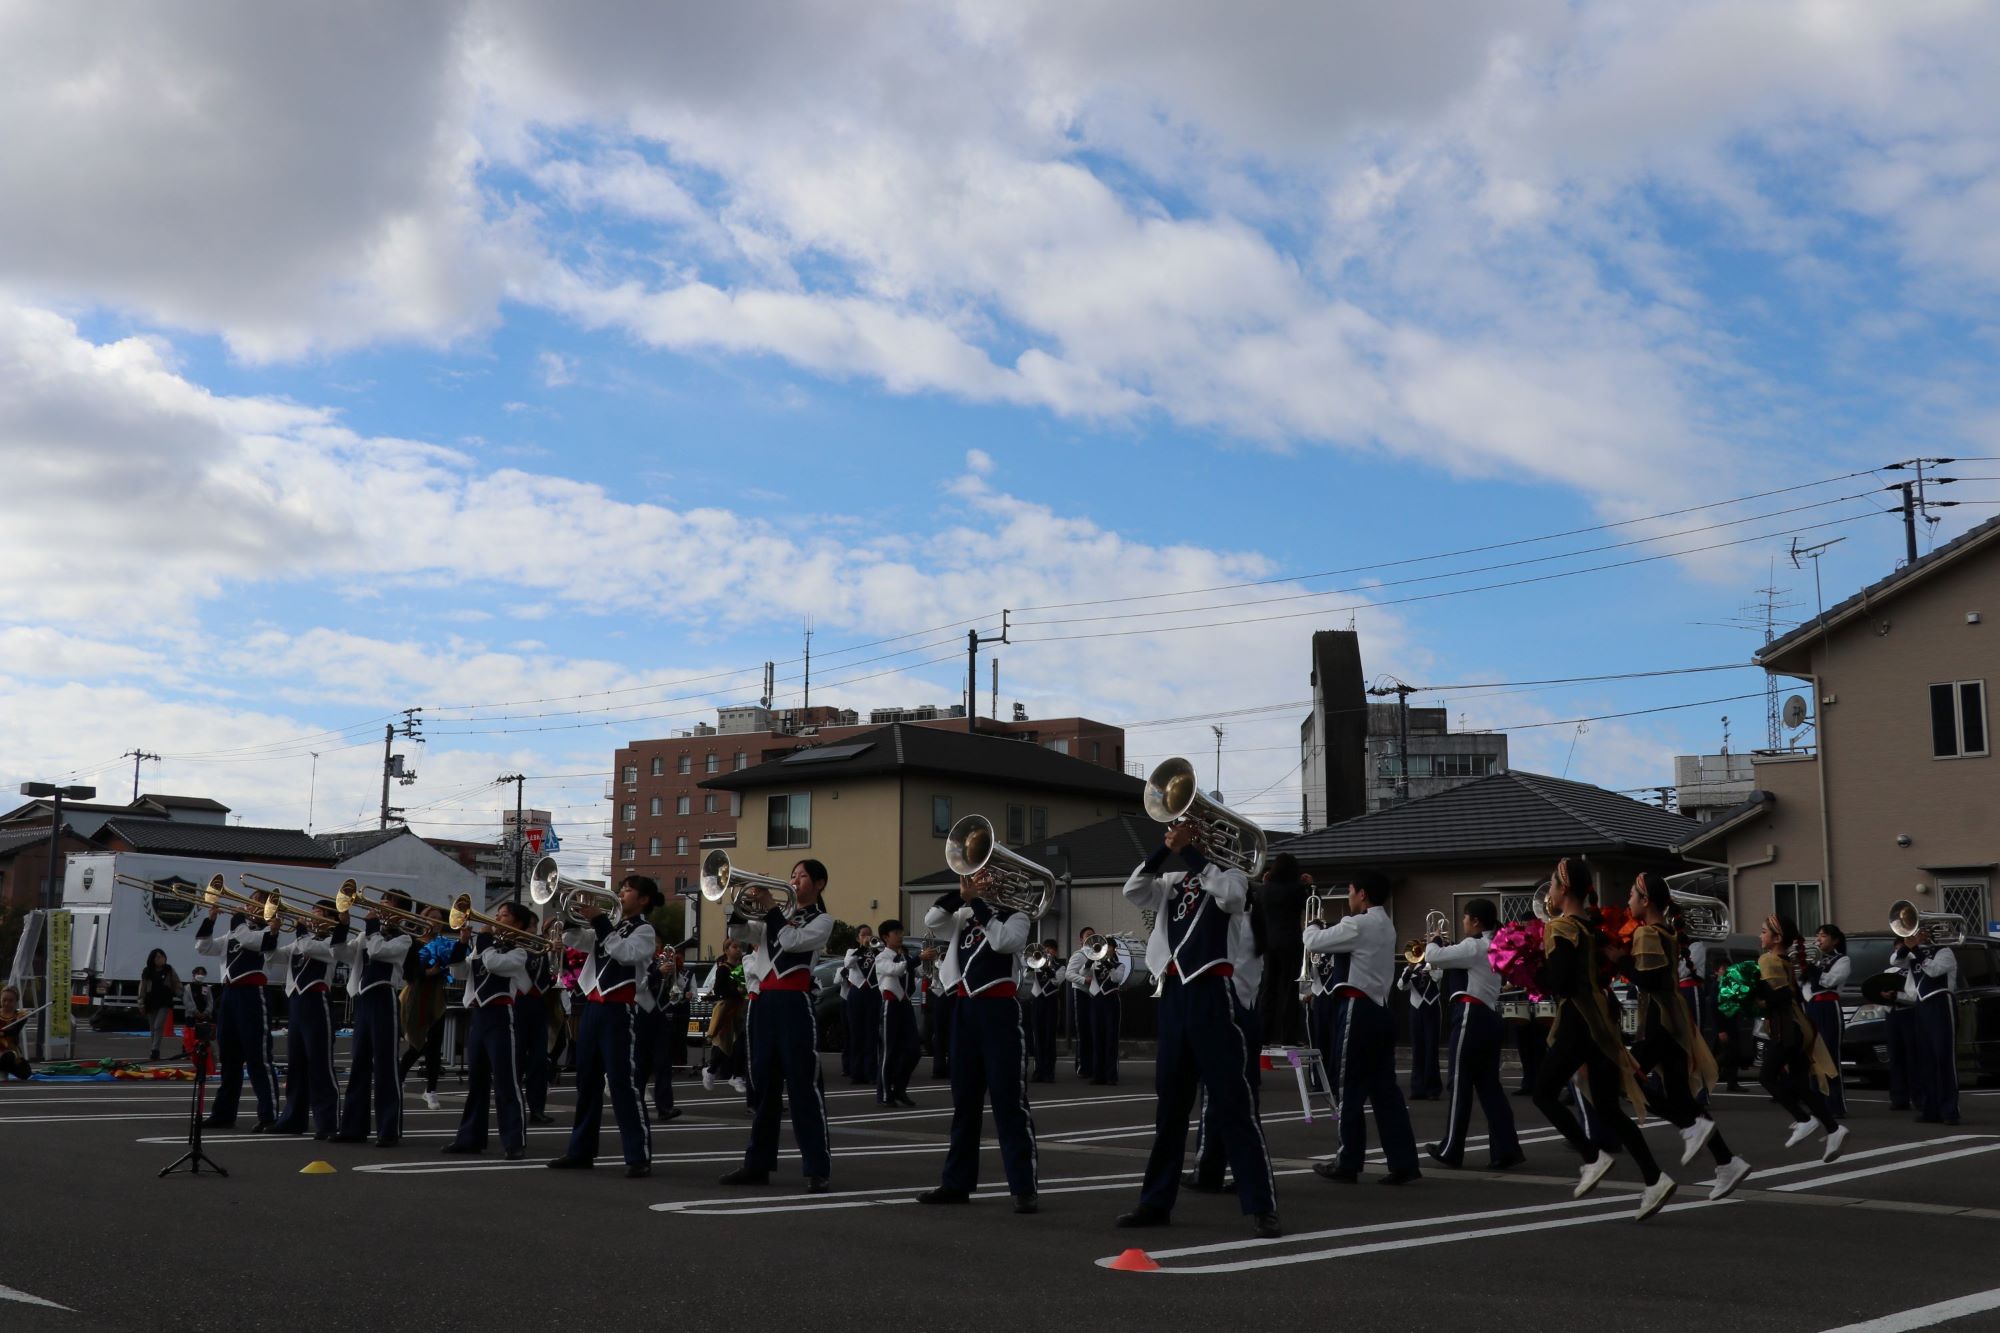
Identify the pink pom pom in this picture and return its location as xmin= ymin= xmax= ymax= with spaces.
xmin=1489 ymin=920 xmax=1545 ymax=999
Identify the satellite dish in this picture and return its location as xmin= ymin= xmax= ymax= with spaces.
xmin=1782 ymin=694 xmax=1808 ymax=729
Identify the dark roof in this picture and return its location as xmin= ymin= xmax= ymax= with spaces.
xmin=93 ymin=818 xmax=337 ymax=864
xmin=0 ymin=799 xmax=135 ymax=823
xmin=0 ymin=826 xmax=87 ymax=859
xmin=1673 ymin=791 xmax=1775 ymax=855
xmin=702 ymin=723 xmax=1143 ymax=801
xmin=1280 ymin=771 xmax=1704 ymax=867
xmin=314 ymin=827 xmax=411 ymax=859
xmin=906 ymin=811 xmax=1159 ymax=886
xmin=1759 ymin=511 xmax=2000 ymax=667
xmin=134 ymin=793 xmax=231 ymax=814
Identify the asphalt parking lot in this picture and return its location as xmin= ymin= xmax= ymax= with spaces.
xmin=5 ymin=1040 xmax=2000 ymax=1333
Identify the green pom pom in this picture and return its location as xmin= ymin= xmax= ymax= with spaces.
xmin=1716 ymin=958 xmax=1759 ymax=1017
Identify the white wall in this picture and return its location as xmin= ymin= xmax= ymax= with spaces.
xmin=339 ymin=834 xmax=482 ymax=905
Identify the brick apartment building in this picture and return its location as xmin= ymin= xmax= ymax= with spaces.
xmin=610 ymin=703 xmax=1126 ymax=896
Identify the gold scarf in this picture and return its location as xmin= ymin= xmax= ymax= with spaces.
xmin=1546 ymin=914 xmax=1647 ymax=1119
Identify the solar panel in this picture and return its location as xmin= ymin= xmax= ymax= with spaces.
xmin=780 ymin=742 xmax=876 ymax=765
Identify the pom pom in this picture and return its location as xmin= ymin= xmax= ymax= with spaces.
xmin=1489 ymin=920 xmax=1546 ymax=999
xmin=1716 ymin=959 xmax=1760 ymax=1018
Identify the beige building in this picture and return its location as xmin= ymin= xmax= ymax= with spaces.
xmin=1678 ymin=515 xmax=1998 ymax=937
xmin=690 ymin=723 xmax=1145 ymax=950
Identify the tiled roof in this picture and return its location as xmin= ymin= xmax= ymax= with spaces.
xmin=134 ymin=793 xmax=232 ymax=813
xmin=906 ymin=811 xmax=1159 ymax=886
xmin=314 ymin=827 xmax=411 ymax=859
xmin=94 ymin=818 xmax=337 ymax=864
xmin=1279 ymin=770 xmax=1704 ymax=867
xmin=703 ymin=723 xmax=1142 ymax=801
xmin=1673 ymin=791 xmax=1775 ymax=855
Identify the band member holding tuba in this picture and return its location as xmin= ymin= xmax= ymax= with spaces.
xmin=719 ymin=860 xmax=834 ymax=1192
xmin=441 ymin=903 xmax=532 ymax=1160
xmin=1025 ymin=938 xmax=1063 ymax=1083
xmin=917 ymin=872 xmax=1039 ymax=1212
xmin=1893 ymin=914 xmax=1960 ymax=1126
xmin=1806 ymin=923 xmax=1850 ymax=1118
xmin=1186 ymin=882 xmax=1266 ymax=1196
xmin=546 ymin=875 xmax=661 ymax=1178
xmin=1532 ymin=859 xmax=1675 ymax=1219
xmin=1116 ymin=821 xmax=1279 ymax=1238
xmin=334 ymin=889 xmax=415 ymax=1145
xmin=271 ymin=899 xmax=343 ymax=1139
xmin=1421 ymin=898 xmax=1523 ymax=1171
xmin=874 ymin=920 xmax=920 ymax=1107
xmin=194 ymin=887 xmax=281 ymax=1133
xmin=1305 ymin=872 xmax=1419 ymax=1187
xmin=841 ymin=926 xmax=881 ymax=1087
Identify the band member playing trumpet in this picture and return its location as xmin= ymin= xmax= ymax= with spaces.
xmin=1065 ymin=927 xmax=1098 ymax=1078
xmin=1026 ymin=938 xmax=1063 ymax=1083
xmin=1532 ymin=859 xmax=1675 ymax=1219
xmin=1893 ymin=923 xmax=1958 ymax=1126
xmin=841 ymin=926 xmax=881 ymax=1087
xmin=1398 ymin=939 xmax=1444 ymax=1100
xmin=1757 ymin=914 xmax=1847 ymax=1159
xmin=335 ymin=889 xmax=414 ymax=1145
xmin=195 ymin=888 xmax=281 ymax=1132
xmin=1117 ymin=822 xmax=1279 ymax=1238
xmin=875 ymin=920 xmax=920 ymax=1107
xmin=546 ymin=876 xmax=661 ymax=1178
xmin=441 ymin=903 xmax=532 ymax=1159
xmin=1305 ymin=871 xmax=1418 ymax=1188
xmin=917 ymin=872 xmax=1039 ymax=1212
xmin=272 ymin=900 xmax=343 ymax=1139
xmin=1422 ymin=899 xmax=1523 ymax=1171
xmin=1085 ymin=930 xmax=1129 ymax=1086
xmin=1806 ymin=924 xmax=1850 ymax=1117
xmin=719 ymin=861 xmax=834 ymax=1192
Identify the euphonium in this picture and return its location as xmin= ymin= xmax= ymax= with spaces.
xmin=1889 ymin=898 xmax=1965 ymax=946
xmin=944 ymin=814 xmax=1055 ymax=919
xmin=1143 ymin=756 xmax=1268 ymax=877
xmin=528 ymin=855 xmax=623 ymax=926
xmin=1668 ymin=887 xmax=1731 ymax=942
xmin=698 ymin=849 xmax=795 ymax=917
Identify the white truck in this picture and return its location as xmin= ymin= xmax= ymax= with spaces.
xmin=61 ymin=852 xmax=448 ymax=1024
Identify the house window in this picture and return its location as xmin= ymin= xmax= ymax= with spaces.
xmin=1030 ymin=806 xmax=1048 ymax=843
xmin=932 ymin=795 xmax=953 ymax=838
xmin=1006 ymin=804 xmax=1025 ymax=845
xmin=622 ymin=765 xmax=637 ymax=784
xmin=1940 ymin=882 xmax=1990 ymax=940
xmin=673 ymin=875 xmax=689 ymax=894
xmin=619 ymin=842 xmax=636 ymax=862
xmin=735 ymin=751 xmax=749 ymax=770
xmin=767 ymin=793 xmax=812 ymax=849
xmin=676 ymin=795 xmax=690 ymax=816
xmin=705 ymin=753 xmax=720 ymax=774
xmin=1045 ymin=738 xmax=1070 ymax=755
xmin=621 ymin=803 xmax=636 ymax=823
xmin=648 ymin=837 xmax=661 ymax=857
xmin=1089 ymin=741 xmax=1101 ymax=763
xmin=677 ymin=754 xmax=691 ymax=775
xmin=675 ymin=835 xmax=688 ymax=856
xmin=1496 ymin=891 xmax=1537 ymax=925
xmin=1773 ymin=882 xmax=1824 ymax=935
xmin=1931 ymin=681 xmax=1989 ymax=759
xmin=704 ymin=794 xmax=719 ymax=814
xmin=650 ymin=756 xmax=664 ymax=777
xmin=649 ymin=796 xmax=662 ymax=816
xmin=730 ymin=794 xmax=742 ymax=816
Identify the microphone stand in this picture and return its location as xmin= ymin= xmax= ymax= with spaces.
xmin=161 ymin=1020 xmax=228 ymax=1178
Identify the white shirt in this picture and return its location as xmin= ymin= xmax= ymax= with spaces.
xmin=843 ymin=946 xmax=878 ymax=992
xmin=1068 ymin=938 xmax=1130 ymax=995
xmin=727 ymin=907 xmax=835 ymax=995
xmin=1811 ymin=953 xmax=1851 ymax=995
xmin=1303 ymin=904 xmax=1396 ymax=1006
xmin=1123 ymin=858 xmax=1250 ymax=982
xmin=1424 ymin=931 xmax=1500 ymax=1010
xmin=1226 ymin=912 xmax=1261 ymax=1009
xmin=922 ymin=897 xmax=1029 ymax=995
xmin=875 ymin=947 xmax=909 ymax=1002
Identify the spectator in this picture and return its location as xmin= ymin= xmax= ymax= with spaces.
xmin=398 ymin=905 xmax=451 ymax=1111
xmin=0 ymin=984 xmax=31 ymax=1081
xmin=140 ymin=948 xmax=182 ymax=1061
xmin=703 ymin=938 xmax=748 ymax=1093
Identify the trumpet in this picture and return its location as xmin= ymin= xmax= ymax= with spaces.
xmin=528 ymin=855 xmax=623 ymax=927
xmin=1403 ymin=909 xmax=1452 ymax=965
xmin=128 ymin=872 xmax=281 ymax=924
xmin=1144 ymin=757 xmax=1268 ymax=877
xmin=944 ymin=814 xmax=1055 ymax=918
xmin=447 ymin=893 xmax=559 ymax=955
xmin=698 ymin=849 xmax=796 ymax=918
xmin=1889 ymin=899 xmax=1966 ymax=947
xmin=1023 ymin=944 xmax=1053 ymax=972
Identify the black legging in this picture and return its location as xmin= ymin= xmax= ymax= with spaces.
xmin=1633 ymin=1012 xmax=1734 ymax=1165
xmin=0 ymin=1050 xmax=30 ymax=1081
xmin=1532 ymin=1007 xmax=1661 ymax=1184
xmin=1760 ymin=1020 xmax=1838 ymax=1131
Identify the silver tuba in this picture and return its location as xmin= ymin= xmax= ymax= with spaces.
xmin=1144 ymin=756 xmax=1268 ymax=877
xmin=944 ymin=814 xmax=1055 ymax=919
xmin=1669 ymin=888 xmax=1732 ymax=942
xmin=1889 ymin=898 xmax=1966 ymax=946
xmin=527 ymin=855 xmax=622 ymax=926
xmin=699 ymin=849 xmax=796 ymax=917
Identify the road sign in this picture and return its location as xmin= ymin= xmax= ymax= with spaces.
xmin=526 ymin=827 xmax=544 ymax=854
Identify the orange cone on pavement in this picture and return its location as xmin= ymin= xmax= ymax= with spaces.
xmin=1107 ymin=1248 xmax=1160 ymax=1272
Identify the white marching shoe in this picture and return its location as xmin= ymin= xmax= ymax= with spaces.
xmin=1821 ymin=1124 xmax=1849 ymax=1163
xmin=1709 ymin=1157 xmax=1752 ymax=1201
xmin=1679 ymin=1116 xmax=1717 ymax=1166
xmin=729 ymin=1076 xmax=748 ymax=1093
xmin=423 ymin=1091 xmax=441 ymax=1111
xmin=702 ymin=1068 xmax=717 ymax=1091
xmin=1783 ymin=1119 xmax=1817 ymax=1149
xmin=1635 ymin=1174 xmax=1678 ymax=1221
xmin=1574 ymin=1153 xmax=1616 ymax=1199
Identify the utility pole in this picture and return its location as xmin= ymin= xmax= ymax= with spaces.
xmin=498 ymin=772 xmax=526 ymax=904
xmin=990 ymin=658 xmax=999 ymax=722
xmin=1367 ymin=679 xmax=1416 ymax=802
xmin=802 ymin=617 xmax=813 ymax=712
xmin=307 ymin=752 xmax=320 ymax=833
xmin=378 ymin=708 xmax=422 ymax=829
xmin=1882 ymin=457 xmax=1960 ymax=566
xmin=965 ymin=611 xmax=1009 ymax=733
xmin=1211 ymin=725 xmax=1224 ymax=801
xmin=121 ymin=750 xmax=160 ymax=802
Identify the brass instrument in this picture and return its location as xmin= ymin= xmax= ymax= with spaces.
xmin=1403 ymin=910 xmax=1452 ymax=966
xmin=236 ymin=871 xmax=348 ymax=935
xmin=1532 ymin=878 xmax=1556 ymax=923
xmin=528 ymin=855 xmax=622 ymax=927
xmin=1668 ymin=887 xmax=1731 ymax=942
xmin=326 ymin=877 xmax=436 ymax=935
xmin=1889 ymin=898 xmax=1966 ymax=947
xmin=127 ymin=872 xmax=279 ymax=924
xmin=1143 ymin=757 xmax=1269 ymax=877
xmin=698 ymin=849 xmax=796 ymax=918
xmin=1085 ymin=932 xmax=1140 ymax=989
xmin=1023 ymin=943 xmax=1054 ymax=972
xmin=447 ymin=893 xmax=558 ymax=955
xmin=917 ymin=934 xmax=942 ymax=988
xmin=943 ymin=814 xmax=1055 ymax=918
xmin=1296 ymin=889 xmax=1328 ymax=995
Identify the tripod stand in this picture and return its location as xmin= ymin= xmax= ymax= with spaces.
xmin=161 ymin=1025 xmax=227 ymax=1178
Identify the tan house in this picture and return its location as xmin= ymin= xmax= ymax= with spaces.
xmin=1677 ymin=514 xmax=1999 ymax=937
xmin=692 ymin=723 xmax=1145 ymax=949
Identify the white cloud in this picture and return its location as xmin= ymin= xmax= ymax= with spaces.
xmin=535 ymin=351 xmax=574 ymax=387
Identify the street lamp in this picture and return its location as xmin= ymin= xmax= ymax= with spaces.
xmin=17 ymin=782 xmax=95 ymax=1061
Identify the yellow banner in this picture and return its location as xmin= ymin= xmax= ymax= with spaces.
xmin=48 ymin=910 xmax=72 ymax=1041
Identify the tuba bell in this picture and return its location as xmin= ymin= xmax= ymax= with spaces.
xmin=944 ymin=814 xmax=1055 ymax=919
xmin=1669 ymin=888 xmax=1732 ymax=942
xmin=1143 ymin=756 xmax=1268 ymax=877
xmin=527 ymin=855 xmax=623 ymax=926
xmin=1889 ymin=898 xmax=1965 ymax=946
xmin=698 ymin=849 xmax=796 ymax=918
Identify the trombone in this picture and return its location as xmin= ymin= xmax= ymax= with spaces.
xmin=125 ymin=872 xmax=280 ymax=924
xmin=528 ymin=855 xmax=623 ymax=927
xmin=1144 ymin=756 xmax=1269 ymax=877
xmin=699 ymin=849 xmax=795 ymax=918
xmin=327 ymin=877 xmax=441 ymax=935
xmin=446 ymin=893 xmax=559 ymax=955
xmin=944 ymin=814 xmax=1055 ymax=918
xmin=237 ymin=870 xmax=348 ymax=935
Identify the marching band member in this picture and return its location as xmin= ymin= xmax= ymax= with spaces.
xmin=1757 ymin=914 xmax=1847 ymax=1158
xmin=1066 ymin=927 xmax=1097 ymax=1078
xmin=1116 ymin=822 xmax=1279 ymax=1238
xmin=1304 ymin=871 xmax=1418 ymax=1188
xmin=546 ymin=875 xmax=661 ymax=1179
xmin=398 ymin=905 xmax=451 ymax=1112
xmin=1807 ymin=924 xmax=1851 ymax=1118
xmin=1026 ymin=938 xmax=1063 ymax=1083
xmin=1086 ymin=930 xmax=1129 ymax=1086
xmin=874 ymin=920 xmax=919 ymax=1107
xmin=194 ymin=889 xmax=280 ymax=1132
xmin=1421 ymin=898 xmax=1523 ymax=1171
xmin=1304 ymin=903 xmax=1348 ymax=1106
xmin=1531 ymin=859 xmax=1675 ymax=1219
xmin=0 ymin=985 xmax=31 ymax=1081
xmin=641 ymin=944 xmax=688 ymax=1124
xmin=272 ymin=900 xmax=343 ymax=1139
xmin=917 ymin=874 xmax=1039 ymax=1212
xmin=1254 ymin=855 xmax=1311 ymax=1047
xmin=928 ymin=937 xmax=956 ymax=1081
xmin=1626 ymin=875 xmax=1751 ymax=1201
xmin=334 ymin=889 xmax=415 ymax=1146
xmin=1397 ymin=948 xmax=1443 ymax=1100
xmin=517 ymin=911 xmax=556 ymax=1125
xmin=1187 ymin=888 xmax=1265 ymax=1195
xmin=441 ymin=903 xmax=531 ymax=1159
xmin=1896 ymin=924 xmax=1960 ymax=1126
xmin=719 ymin=860 xmax=834 ymax=1192
xmin=842 ymin=926 xmax=881 ymax=1087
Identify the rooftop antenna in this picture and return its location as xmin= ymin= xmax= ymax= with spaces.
xmin=802 ymin=616 xmax=813 ymax=711
xmin=1561 ymin=721 xmax=1590 ymax=779
xmin=1789 ymin=535 xmax=1846 ymax=686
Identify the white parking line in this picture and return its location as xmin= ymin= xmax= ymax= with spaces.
xmin=0 ymin=1282 xmax=71 ymax=1311
xmin=1775 ymin=1142 xmax=2000 ymax=1193
xmin=1817 ymin=1288 xmax=2000 ymax=1332
xmin=651 ymin=1167 xmax=1322 ymax=1216
xmin=355 ymin=1143 xmax=956 ymax=1176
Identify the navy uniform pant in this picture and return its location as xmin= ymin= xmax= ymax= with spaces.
xmin=744 ymin=989 xmax=832 ymax=1179
xmin=877 ymin=995 xmax=920 ymax=1103
xmin=1072 ymin=989 xmax=1095 ymax=1074
xmin=845 ymin=986 xmax=880 ymax=1081
xmin=515 ymin=990 xmax=550 ymax=1117
xmin=929 ymin=992 xmax=956 ymax=1078
xmin=338 ymin=987 xmax=403 ymax=1140
xmin=274 ymin=988 xmax=337 ymax=1135
xmin=1140 ymin=974 xmax=1275 ymax=1216
xmin=1336 ymin=995 xmax=1419 ymax=1176
xmin=1028 ymin=992 xmax=1058 ymax=1081
xmin=1514 ymin=1020 xmax=1547 ymax=1094
xmin=1408 ymin=1000 xmax=1443 ymax=1098
xmin=1916 ymin=996 xmax=1960 ymax=1123
xmin=1090 ymin=990 xmax=1122 ymax=1084
xmin=453 ymin=1003 xmax=526 ymax=1152
xmin=1434 ymin=1001 xmax=1519 ymax=1166
xmin=1195 ymin=996 xmax=1262 ymax=1187
xmin=1310 ymin=991 xmax=1347 ymax=1097
xmin=1886 ymin=1004 xmax=1921 ymax=1110
xmin=566 ymin=1001 xmax=650 ymax=1166
xmin=211 ymin=985 xmax=279 ymax=1126
xmin=941 ymin=994 xmax=1038 ymax=1196
xmin=1806 ymin=996 xmax=1847 ymax=1117
xmin=636 ymin=1006 xmax=676 ymax=1118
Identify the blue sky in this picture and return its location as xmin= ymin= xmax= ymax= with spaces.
xmin=4 ymin=2 xmax=1999 ymax=871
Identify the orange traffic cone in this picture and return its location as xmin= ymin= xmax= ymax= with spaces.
xmin=1106 ymin=1248 xmax=1160 ymax=1272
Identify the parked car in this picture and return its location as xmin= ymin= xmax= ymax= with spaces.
xmin=1840 ymin=934 xmax=2000 ymax=1087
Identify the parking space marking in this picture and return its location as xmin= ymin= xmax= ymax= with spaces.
xmin=354 ymin=1143 xmax=954 ymax=1176
xmin=1692 ymin=1135 xmax=1993 ymax=1188
xmin=1775 ymin=1142 xmax=2000 ymax=1193
xmin=650 ymin=1167 xmax=1322 ymax=1216
xmin=1817 ymin=1287 xmax=2000 ymax=1332
xmin=0 ymin=1282 xmax=71 ymax=1311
